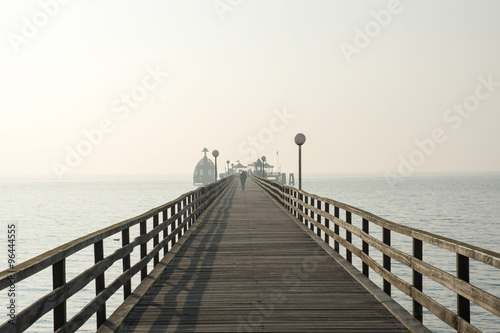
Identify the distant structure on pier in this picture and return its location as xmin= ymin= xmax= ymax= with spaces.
xmin=252 ymin=158 xmax=274 ymax=176
xmin=193 ymin=148 xmax=215 ymax=185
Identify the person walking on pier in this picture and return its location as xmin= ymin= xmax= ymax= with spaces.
xmin=239 ymin=171 xmax=247 ymax=190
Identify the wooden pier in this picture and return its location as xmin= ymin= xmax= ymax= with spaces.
xmin=101 ymin=179 xmax=419 ymax=332
xmin=1 ymin=175 xmax=498 ymax=332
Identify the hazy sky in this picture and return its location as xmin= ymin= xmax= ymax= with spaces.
xmin=1 ymin=0 xmax=499 ymax=180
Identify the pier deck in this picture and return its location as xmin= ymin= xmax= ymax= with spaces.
xmin=117 ymin=179 xmax=408 ymax=332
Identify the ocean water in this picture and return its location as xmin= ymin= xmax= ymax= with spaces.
xmin=0 ymin=174 xmax=499 ymax=332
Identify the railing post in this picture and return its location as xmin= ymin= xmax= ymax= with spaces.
xmin=94 ymin=240 xmax=106 ymax=328
xmin=413 ymin=238 xmax=423 ymax=322
xmin=324 ymin=203 xmax=329 ymax=245
xmin=197 ymin=190 xmax=202 ymax=218
xmin=170 ymin=205 xmax=176 ymax=248
xmin=362 ymin=218 xmax=369 ymax=277
xmin=183 ymin=198 xmax=188 ymax=233
xmin=280 ymin=184 xmax=287 ymax=207
xmin=193 ymin=192 xmax=198 ymax=220
xmin=457 ymin=254 xmax=470 ymax=322
xmin=122 ymin=228 xmax=131 ymax=300
xmin=304 ymin=195 xmax=309 ymax=228
xmin=163 ymin=209 xmax=168 ymax=255
xmin=292 ymin=190 xmax=296 ymax=216
xmin=140 ymin=220 xmax=147 ymax=280
xmin=346 ymin=211 xmax=352 ymax=263
xmin=53 ymin=259 xmax=66 ymax=331
xmin=383 ymin=228 xmax=391 ymax=296
xmin=316 ymin=199 xmax=321 ymax=238
xmin=298 ymin=192 xmax=303 ymax=223
xmin=189 ymin=193 xmax=194 ymax=226
xmin=309 ymin=197 xmax=314 ymax=231
xmin=334 ymin=207 xmax=340 ymax=253
xmin=153 ymin=214 xmax=159 ymax=267
xmin=287 ymin=188 xmax=292 ymax=213
xmin=177 ymin=201 xmax=183 ymax=239
xmin=284 ymin=187 xmax=288 ymax=211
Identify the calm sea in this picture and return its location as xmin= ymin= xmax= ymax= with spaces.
xmin=1 ymin=174 xmax=498 ymax=332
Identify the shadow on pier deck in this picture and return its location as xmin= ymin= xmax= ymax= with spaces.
xmin=110 ymin=179 xmax=420 ymax=332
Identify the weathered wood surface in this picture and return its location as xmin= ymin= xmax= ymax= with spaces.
xmin=118 ymin=180 xmax=409 ymax=332
xmin=254 ymin=176 xmax=498 ymax=332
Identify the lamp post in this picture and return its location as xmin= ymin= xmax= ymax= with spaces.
xmin=226 ymin=160 xmax=230 ymax=176
xmin=261 ymin=156 xmax=266 ymax=178
xmin=294 ymin=133 xmax=306 ymax=190
xmin=212 ymin=150 xmax=219 ymax=183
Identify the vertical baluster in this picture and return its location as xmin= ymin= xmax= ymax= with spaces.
xmin=457 ymin=254 xmax=470 ymax=322
xmin=304 ymin=195 xmax=309 ymax=228
xmin=309 ymin=197 xmax=314 ymax=231
xmin=140 ymin=220 xmax=147 ymax=280
xmin=153 ymin=214 xmax=159 ymax=267
xmin=122 ymin=228 xmax=131 ymax=300
xmin=163 ymin=209 xmax=168 ymax=256
xmin=346 ymin=211 xmax=352 ymax=263
xmin=170 ymin=205 xmax=176 ymax=248
xmin=182 ymin=198 xmax=187 ymax=233
xmin=383 ymin=228 xmax=391 ymax=296
xmin=362 ymin=218 xmax=369 ymax=277
xmin=192 ymin=193 xmax=196 ymax=222
xmin=193 ymin=192 xmax=198 ymax=219
xmin=298 ymin=192 xmax=303 ymax=222
xmin=189 ymin=194 xmax=194 ymax=227
xmin=316 ymin=199 xmax=321 ymax=237
xmin=177 ymin=201 xmax=182 ymax=239
xmin=285 ymin=187 xmax=288 ymax=211
xmin=94 ymin=240 xmax=106 ymax=328
xmin=281 ymin=184 xmax=285 ymax=207
xmin=53 ymin=259 xmax=66 ymax=331
xmin=413 ymin=238 xmax=423 ymax=322
xmin=186 ymin=197 xmax=190 ymax=229
xmin=324 ymin=203 xmax=329 ymax=245
xmin=197 ymin=190 xmax=202 ymax=218
xmin=334 ymin=207 xmax=340 ymax=253
xmin=193 ymin=192 xmax=198 ymax=220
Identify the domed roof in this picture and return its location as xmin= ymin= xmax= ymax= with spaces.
xmin=193 ymin=148 xmax=215 ymax=185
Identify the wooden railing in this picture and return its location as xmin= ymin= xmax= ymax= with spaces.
xmin=252 ymin=175 xmax=500 ymax=333
xmin=0 ymin=176 xmax=234 ymax=332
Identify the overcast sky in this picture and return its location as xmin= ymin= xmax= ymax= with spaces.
xmin=1 ymin=0 xmax=499 ymax=180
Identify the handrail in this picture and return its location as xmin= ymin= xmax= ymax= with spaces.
xmin=0 ymin=176 xmax=234 ymax=332
xmin=252 ymin=175 xmax=500 ymax=333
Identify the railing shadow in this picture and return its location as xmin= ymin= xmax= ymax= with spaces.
xmin=123 ymin=182 xmax=237 ymax=331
